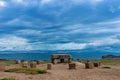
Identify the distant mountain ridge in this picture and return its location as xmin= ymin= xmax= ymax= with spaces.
xmin=102 ymin=55 xmax=120 ymax=59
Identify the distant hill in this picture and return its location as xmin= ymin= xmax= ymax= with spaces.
xmin=102 ymin=55 xmax=120 ymax=59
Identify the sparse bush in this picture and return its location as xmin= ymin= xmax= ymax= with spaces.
xmin=102 ymin=66 xmax=111 ymax=69
xmin=4 ymin=68 xmax=47 ymax=74
xmin=38 ymin=70 xmax=47 ymax=74
xmin=0 ymin=78 xmax=15 ymax=80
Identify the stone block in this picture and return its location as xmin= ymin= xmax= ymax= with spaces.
xmin=22 ymin=61 xmax=29 ymax=68
xmin=85 ymin=62 xmax=93 ymax=69
xmin=47 ymin=63 xmax=52 ymax=70
xmin=69 ymin=63 xmax=76 ymax=69
xmin=30 ymin=62 xmax=37 ymax=68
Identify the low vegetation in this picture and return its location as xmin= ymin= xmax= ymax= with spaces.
xmin=4 ymin=68 xmax=47 ymax=74
xmin=100 ymin=59 xmax=120 ymax=65
xmin=102 ymin=66 xmax=111 ymax=69
xmin=0 ymin=78 xmax=15 ymax=80
xmin=0 ymin=59 xmax=16 ymax=66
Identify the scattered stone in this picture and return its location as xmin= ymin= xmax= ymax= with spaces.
xmin=15 ymin=60 xmax=21 ymax=64
xmin=68 ymin=58 xmax=72 ymax=63
xmin=53 ymin=59 xmax=58 ymax=64
xmin=93 ymin=62 xmax=101 ymax=67
xmin=47 ymin=63 xmax=52 ymax=70
xmin=30 ymin=62 xmax=37 ymax=68
xmin=22 ymin=61 xmax=29 ymax=68
xmin=85 ymin=61 xmax=93 ymax=69
xmin=69 ymin=63 xmax=76 ymax=69
xmin=36 ymin=61 xmax=44 ymax=65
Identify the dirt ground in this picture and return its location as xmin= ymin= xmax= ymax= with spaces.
xmin=0 ymin=62 xmax=120 ymax=80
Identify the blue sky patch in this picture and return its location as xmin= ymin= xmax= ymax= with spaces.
xmin=0 ymin=0 xmax=120 ymax=51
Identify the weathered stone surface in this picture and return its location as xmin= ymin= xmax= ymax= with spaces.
xmin=85 ymin=61 xmax=93 ymax=69
xmin=22 ymin=61 xmax=29 ymax=68
xmin=52 ymin=54 xmax=71 ymax=59
xmin=36 ymin=61 xmax=44 ymax=65
xmin=69 ymin=63 xmax=76 ymax=69
xmin=51 ymin=54 xmax=72 ymax=64
xmin=93 ymin=62 xmax=101 ymax=67
xmin=53 ymin=59 xmax=58 ymax=64
xmin=47 ymin=63 xmax=52 ymax=70
xmin=68 ymin=58 xmax=72 ymax=63
xmin=30 ymin=62 xmax=37 ymax=68
xmin=15 ymin=60 xmax=21 ymax=64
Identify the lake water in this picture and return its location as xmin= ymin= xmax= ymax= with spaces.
xmin=0 ymin=50 xmax=120 ymax=60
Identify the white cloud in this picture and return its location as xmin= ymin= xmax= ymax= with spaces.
xmin=88 ymin=27 xmax=120 ymax=34
xmin=11 ymin=0 xmax=53 ymax=6
xmin=63 ymin=18 xmax=120 ymax=34
xmin=40 ymin=0 xmax=52 ymax=5
xmin=88 ymin=36 xmax=120 ymax=46
xmin=90 ymin=0 xmax=104 ymax=4
xmin=30 ymin=42 xmax=87 ymax=50
xmin=96 ymin=19 xmax=120 ymax=25
xmin=56 ymin=36 xmax=120 ymax=50
xmin=71 ymin=0 xmax=104 ymax=5
xmin=0 ymin=35 xmax=32 ymax=51
xmin=0 ymin=0 xmax=119 ymax=51
xmin=0 ymin=35 xmax=119 ymax=51
xmin=11 ymin=0 xmax=38 ymax=6
xmin=12 ymin=0 xmax=24 ymax=4
xmin=39 ymin=0 xmax=104 ymax=7
xmin=5 ymin=18 xmax=33 ymax=27
xmin=30 ymin=35 xmax=120 ymax=50
xmin=0 ymin=1 xmax=6 ymax=7
xmin=109 ymin=6 xmax=116 ymax=13
xmin=54 ymin=42 xmax=87 ymax=50
xmin=14 ymin=0 xmax=24 ymax=3
xmin=16 ymin=29 xmax=42 ymax=36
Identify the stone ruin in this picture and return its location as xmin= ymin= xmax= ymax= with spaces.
xmin=47 ymin=63 xmax=52 ymax=70
xmin=85 ymin=61 xmax=101 ymax=69
xmin=21 ymin=61 xmax=38 ymax=68
xmin=69 ymin=63 xmax=76 ymax=69
xmin=15 ymin=60 xmax=21 ymax=64
xmin=30 ymin=62 xmax=37 ymax=68
xmin=36 ymin=60 xmax=44 ymax=65
xmin=93 ymin=61 xmax=101 ymax=67
xmin=22 ymin=61 xmax=29 ymax=68
xmin=85 ymin=61 xmax=93 ymax=69
xmin=51 ymin=54 xmax=72 ymax=64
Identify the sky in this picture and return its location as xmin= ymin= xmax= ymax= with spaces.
xmin=0 ymin=0 xmax=120 ymax=51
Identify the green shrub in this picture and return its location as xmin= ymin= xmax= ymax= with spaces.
xmin=102 ymin=66 xmax=111 ymax=69
xmin=0 ymin=78 xmax=15 ymax=80
xmin=4 ymin=68 xmax=47 ymax=74
xmin=38 ymin=70 xmax=47 ymax=74
xmin=5 ymin=68 xmax=20 ymax=72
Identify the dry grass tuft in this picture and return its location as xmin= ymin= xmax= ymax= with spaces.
xmin=4 ymin=68 xmax=47 ymax=74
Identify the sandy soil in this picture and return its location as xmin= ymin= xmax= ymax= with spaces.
xmin=0 ymin=62 xmax=120 ymax=80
